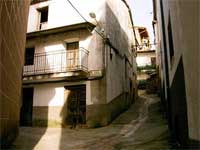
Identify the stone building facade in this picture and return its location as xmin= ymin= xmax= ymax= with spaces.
xmin=153 ymin=0 xmax=200 ymax=148
xmin=22 ymin=0 xmax=137 ymax=128
xmin=135 ymin=26 xmax=156 ymax=81
xmin=0 ymin=0 xmax=30 ymax=146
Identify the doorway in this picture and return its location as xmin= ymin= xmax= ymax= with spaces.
xmin=66 ymin=42 xmax=79 ymax=70
xmin=20 ymin=88 xmax=34 ymax=126
xmin=65 ymin=85 xmax=86 ymax=125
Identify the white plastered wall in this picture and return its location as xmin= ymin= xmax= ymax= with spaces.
xmin=33 ymin=81 xmax=91 ymax=107
xmin=27 ymin=0 xmax=106 ymax=33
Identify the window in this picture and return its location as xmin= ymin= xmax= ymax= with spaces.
xmin=168 ymin=14 xmax=174 ymax=62
xmin=39 ymin=7 xmax=48 ymax=23
xmin=38 ymin=7 xmax=48 ymax=30
xmin=25 ymin=47 xmax=35 ymax=65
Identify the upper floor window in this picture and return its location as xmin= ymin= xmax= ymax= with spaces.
xmin=38 ymin=7 xmax=48 ymax=30
xmin=25 ymin=47 xmax=35 ymax=65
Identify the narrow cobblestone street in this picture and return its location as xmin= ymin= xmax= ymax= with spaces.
xmin=8 ymin=91 xmax=174 ymax=150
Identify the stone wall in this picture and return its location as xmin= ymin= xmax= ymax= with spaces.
xmin=0 ymin=0 xmax=30 ymax=146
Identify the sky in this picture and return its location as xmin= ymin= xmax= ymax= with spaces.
xmin=130 ymin=0 xmax=154 ymax=43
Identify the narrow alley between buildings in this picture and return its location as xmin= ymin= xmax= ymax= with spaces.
xmin=1 ymin=0 xmax=200 ymax=149
xmin=10 ymin=91 xmax=174 ymax=150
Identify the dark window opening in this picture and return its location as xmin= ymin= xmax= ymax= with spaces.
xmin=168 ymin=14 xmax=174 ymax=62
xmin=39 ymin=7 xmax=48 ymax=23
xmin=25 ymin=47 xmax=35 ymax=65
xmin=66 ymin=42 xmax=79 ymax=50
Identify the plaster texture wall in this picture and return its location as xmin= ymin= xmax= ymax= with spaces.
xmin=103 ymin=0 xmax=136 ymax=103
xmin=156 ymin=0 xmax=200 ymax=142
xmin=28 ymin=82 xmax=86 ymax=124
xmin=27 ymin=0 xmax=106 ymax=33
xmin=136 ymin=52 xmax=156 ymax=67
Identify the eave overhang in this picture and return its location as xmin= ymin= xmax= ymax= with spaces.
xmin=27 ymin=22 xmax=95 ymax=39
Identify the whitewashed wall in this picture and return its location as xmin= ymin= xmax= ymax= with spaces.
xmin=33 ymin=84 xmax=64 ymax=106
xmin=27 ymin=0 xmax=106 ymax=32
xmin=33 ymin=82 xmax=89 ymax=106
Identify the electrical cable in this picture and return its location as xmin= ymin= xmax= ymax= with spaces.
xmin=65 ymin=0 xmax=138 ymax=62
xmin=66 ymin=0 xmax=105 ymax=39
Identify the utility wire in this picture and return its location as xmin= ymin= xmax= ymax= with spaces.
xmin=65 ymin=0 xmax=135 ymax=60
xmin=66 ymin=0 xmax=88 ymax=22
xmin=66 ymin=0 xmax=105 ymax=39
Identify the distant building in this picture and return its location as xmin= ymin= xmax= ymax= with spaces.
xmin=21 ymin=0 xmax=137 ymax=128
xmin=0 ymin=0 xmax=30 ymax=146
xmin=153 ymin=0 xmax=200 ymax=148
xmin=135 ymin=26 xmax=156 ymax=81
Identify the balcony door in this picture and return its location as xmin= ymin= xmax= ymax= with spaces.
xmin=66 ymin=42 xmax=79 ymax=70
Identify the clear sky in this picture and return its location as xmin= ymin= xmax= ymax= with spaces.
xmin=130 ymin=0 xmax=154 ymax=43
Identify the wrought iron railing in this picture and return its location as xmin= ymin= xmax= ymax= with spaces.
xmin=23 ymin=48 xmax=89 ymax=76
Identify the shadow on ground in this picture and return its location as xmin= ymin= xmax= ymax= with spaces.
xmin=9 ymin=91 xmax=176 ymax=150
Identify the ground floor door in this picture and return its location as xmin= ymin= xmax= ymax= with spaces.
xmin=20 ymin=88 xmax=34 ymax=126
xmin=65 ymin=85 xmax=86 ymax=124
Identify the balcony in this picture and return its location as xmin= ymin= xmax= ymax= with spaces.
xmin=23 ymin=48 xmax=89 ymax=77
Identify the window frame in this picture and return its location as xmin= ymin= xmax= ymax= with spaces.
xmin=37 ymin=6 xmax=49 ymax=30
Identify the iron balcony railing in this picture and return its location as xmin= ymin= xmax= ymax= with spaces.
xmin=23 ymin=48 xmax=89 ymax=76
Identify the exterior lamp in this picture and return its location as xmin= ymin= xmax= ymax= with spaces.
xmin=89 ymin=12 xmax=100 ymax=27
xmin=89 ymin=12 xmax=96 ymax=19
xmin=89 ymin=12 xmax=105 ymax=38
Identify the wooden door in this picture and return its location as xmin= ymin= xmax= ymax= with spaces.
xmin=65 ymin=85 xmax=86 ymax=124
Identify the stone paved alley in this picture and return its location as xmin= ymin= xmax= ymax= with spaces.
xmin=9 ymin=91 xmax=174 ymax=150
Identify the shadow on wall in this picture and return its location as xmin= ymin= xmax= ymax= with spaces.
xmin=19 ymin=86 xmax=56 ymax=149
xmin=168 ymin=57 xmax=189 ymax=147
xmin=60 ymin=90 xmax=78 ymax=126
xmin=17 ymin=58 xmax=56 ymax=149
